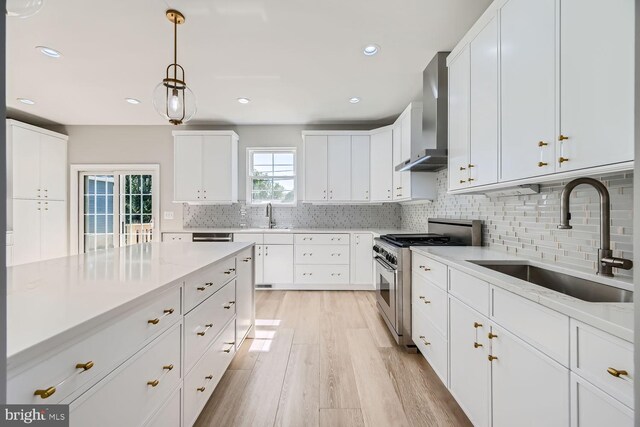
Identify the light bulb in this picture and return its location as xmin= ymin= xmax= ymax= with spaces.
xmin=169 ymin=89 xmax=180 ymax=113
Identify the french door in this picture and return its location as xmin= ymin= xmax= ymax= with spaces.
xmin=78 ymin=170 xmax=159 ymax=253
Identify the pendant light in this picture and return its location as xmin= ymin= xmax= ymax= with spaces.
xmin=6 ymin=0 xmax=44 ymax=18
xmin=153 ymin=9 xmax=196 ymax=125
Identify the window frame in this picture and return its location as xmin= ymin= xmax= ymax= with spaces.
xmin=246 ymin=147 xmax=297 ymax=206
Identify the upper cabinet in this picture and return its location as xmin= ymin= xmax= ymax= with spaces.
xmin=369 ymin=128 xmax=394 ymax=202
xmin=447 ymin=0 xmax=634 ymax=193
xmin=350 ymin=136 xmax=371 ymax=202
xmin=173 ymin=131 xmax=238 ymax=204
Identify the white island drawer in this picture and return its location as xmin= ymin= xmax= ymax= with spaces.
xmin=145 ymin=386 xmax=182 ymax=427
xmin=412 ymin=252 xmax=447 ymax=289
xmin=412 ymin=310 xmax=447 ymax=385
xmin=184 ymin=319 xmax=236 ymax=426
xmin=448 ymin=268 xmax=489 ymax=316
xmin=70 ymin=323 xmax=182 ymax=427
xmin=412 ymin=272 xmax=447 ymax=338
xmin=571 ymin=320 xmax=633 ymax=408
xmin=294 ymin=265 xmax=349 ymax=285
xmin=8 ymin=286 xmax=180 ymax=405
xmin=295 ymin=244 xmax=349 ymax=265
xmin=184 ymin=256 xmax=236 ymax=312
xmin=184 ymin=280 xmax=236 ymax=372
xmin=294 ymin=233 xmax=349 ymax=245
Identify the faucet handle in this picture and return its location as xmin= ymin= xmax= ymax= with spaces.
xmin=601 ymin=257 xmax=633 ymax=270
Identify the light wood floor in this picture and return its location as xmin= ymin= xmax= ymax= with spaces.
xmin=195 ymin=291 xmax=471 ymax=427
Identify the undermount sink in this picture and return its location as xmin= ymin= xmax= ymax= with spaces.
xmin=469 ymin=262 xmax=633 ymax=303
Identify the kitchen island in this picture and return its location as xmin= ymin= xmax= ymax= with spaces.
xmin=6 ymin=241 xmax=255 ymax=427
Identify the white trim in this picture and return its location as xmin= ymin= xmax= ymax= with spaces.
xmin=245 ymin=147 xmax=298 ymax=207
xmin=6 ymin=119 xmax=68 ymax=140
xmin=171 ymin=130 xmax=239 ymax=138
xmin=69 ymin=164 xmax=160 ymax=255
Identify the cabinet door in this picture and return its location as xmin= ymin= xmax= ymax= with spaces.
xmin=11 ymin=125 xmax=41 ymax=199
xmin=263 ymin=245 xmax=293 ymax=284
xmin=40 ymin=200 xmax=67 ymax=261
xmin=11 ymin=199 xmax=42 ymax=265
xmin=491 ymin=324 xmax=570 ymax=427
xmin=448 ymin=47 xmax=470 ymax=191
xmin=500 ymin=0 xmax=556 ymax=181
xmin=449 ymin=297 xmax=490 ymax=427
xmin=304 ymin=135 xmax=328 ymax=201
xmin=400 ymin=116 xmax=413 ymax=199
xmin=392 ymin=124 xmax=404 ymax=199
xmin=327 ymin=136 xmax=351 ymax=201
xmin=350 ymin=136 xmax=370 ymax=202
xmin=570 ymin=373 xmax=633 ymax=427
xmin=236 ymin=248 xmax=254 ymax=344
xmin=369 ymin=130 xmax=393 ymax=202
xmin=351 ymin=233 xmax=373 ymax=285
xmin=174 ymin=135 xmax=203 ymax=202
xmin=255 ymin=245 xmax=265 ymax=284
xmin=558 ymin=0 xmax=634 ymax=171
xmin=39 ymin=134 xmax=67 ymax=201
xmin=202 ymin=135 xmax=234 ymax=202
xmin=469 ymin=16 xmax=499 ymax=187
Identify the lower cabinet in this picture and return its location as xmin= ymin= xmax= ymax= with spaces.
xmin=263 ymin=244 xmax=294 ymax=284
xmin=145 ymin=386 xmax=182 ymax=427
xmin=570 ymin=373 xmax=633 ymax=427
xmin=351 ymin=233 xmax=373 ymax=285
xmin=236 ymin=247 xmax=255 ymax=344
xmin=412 ymin=309 xmax=448 ymax=385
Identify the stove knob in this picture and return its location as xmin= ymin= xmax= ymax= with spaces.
xmin=373 ymin=246 xmax=380 ymax=253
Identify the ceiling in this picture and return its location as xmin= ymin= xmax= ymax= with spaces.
xmin=7 ymin=0 xmax=491 ymax=125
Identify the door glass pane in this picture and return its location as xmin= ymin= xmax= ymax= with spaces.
xmin=120 ymin=174 xmax=154 ymax=246
xmin=83 ymin=175 xmax=115 ymax=253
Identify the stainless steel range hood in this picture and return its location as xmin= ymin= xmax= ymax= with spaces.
xmin=396 ymin=52 xmax=449 ymax=172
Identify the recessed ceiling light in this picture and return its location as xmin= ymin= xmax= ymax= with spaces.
xmin=125 ymin=98 xmax=141 ymax=105
xmin=36 ymin=46 xmax=62 ymax=58
xmin=349 ymin=97 xmax=361 ymax=104
xmin=363 ymin=44 xmax=380 ymax=56
xmin=17 ymin=98 xmax=35 ymax=105
xmin=237 ymin=97 xmax=251 ymax=104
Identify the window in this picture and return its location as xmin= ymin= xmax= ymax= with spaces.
xmin=247 ymin=148 xmax=296 ymax=205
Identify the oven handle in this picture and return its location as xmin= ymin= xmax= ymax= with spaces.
xmin=375 ymin=256 xmax=395 ymax=273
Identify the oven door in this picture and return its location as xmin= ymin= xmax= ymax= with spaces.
xmin=375 ymin=255 xmax=397 ymax=330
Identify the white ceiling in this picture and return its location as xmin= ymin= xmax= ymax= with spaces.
xmin=7 ymin=0 xmax=491 ymax=125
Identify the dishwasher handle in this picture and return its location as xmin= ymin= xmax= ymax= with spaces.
xmin=192 ymin=233 xmax=233 ymax=242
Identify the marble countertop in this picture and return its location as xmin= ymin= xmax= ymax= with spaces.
xmin=7 ymin=242 xmax=253 ymax=363
xmin=164 ymin=227 xmax=414 ymax=236
xmin=411 ymin=246 xmax=634 ymax=342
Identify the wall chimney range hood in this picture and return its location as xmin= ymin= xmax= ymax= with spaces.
xmin=396 ymin=51 xmax=449 ymax=172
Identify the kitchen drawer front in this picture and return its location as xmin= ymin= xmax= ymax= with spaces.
xmin=294 ymin=265 xmax=350 ymax=285
xmin=184 ymin=280 xmax=236 ymax=372
xmin=491 ymin=287 xmax=569 ymax=366
xmin=570 ymin=320 xmax=633 ymax=408
xmin=448 ymin=268 xmax=489 ymax=316
xmin=184 ymin=256 xmax=236 ymax=312
xmin=145 ymin=386 xmax=182 ymax=427
xmin=70 ymin=324 xmax=182 ymax=427
xmin=264 ymin=233 xmax=294 ymax=244
xmin=412 ymin=252 xmax=447 ymax=289
xmin=234 ymin=233 xmax=264 ymax=245
xmin=294 ymin=233 xmax=349 ymax=245
xmin=162 ymin=232 xmax=191 ymax=242
xmin=412 ymin=272 xmax=447 ymax=338
xmin=8 ymin=286 xmax=180 ymax=405
xmin=413 ymin=310 xmax=447 ymax=385
xmin=570 ymin=372 xmax=633 ymax=427
xmin=184 ymin=319 xmax=236 ymax=426
xmin=295 ymin=244 xmax=349 ymax=265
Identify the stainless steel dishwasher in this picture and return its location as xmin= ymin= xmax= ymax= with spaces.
xmin=191 ymin=233 xmax=233 ymax=242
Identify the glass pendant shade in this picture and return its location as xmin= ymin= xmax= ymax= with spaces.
xmin=6 ymin=0 xmax=44 ymax=18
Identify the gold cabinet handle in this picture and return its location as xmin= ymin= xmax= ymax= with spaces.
xmin=197 ymin=387 xmax=206 ymax=392
xmin=34 ymin=359 xmax=96 ymax=399
xmin=224 ymin=301 xmax=236 ymax=309
xmin=34 ymin=386 xmax=56 ymax=399
xmin=468 ymin=178 xmax=475 ymax=182
xmin=419 ymin=265 xmax=431 ymax=271
xmin=459 ymin=180 xmax=467 ymax=184
xmin=224 ymin=270 xmax=233 ymax=275
xmin=243 ymin=257 xmax=252 ymax=262
xmin=418 ymin=296 xmax=431 ymax=304
xmin=559 ymin=157 xmax=570 ymax=163
xmin=197 ymin=323 xmax=214 ymax=336
xmin=538 ymin=162 xmax=548 ymax=167
xmin=147 ymin=379 xmax=160 ymax=387
xmin=148 ymin=308 xmax=175 ymax=324
xmin=205 ymin=375 xmax=213 ymax=380
xmin=468 ymin=164 xmax=475 ymax=168
xmin=148 ymin=318 xmax=160 ymax=325
xmin=459 ymin=166 xmax=466 ymax=171
xmin=558 ymin=134 xmax=569 ymax=141
xmin=473 ymin=322 xmax=483 ymax=329
xmin=607 ymin=367 xmax=629 ymax=378
xmin=538 ymin=141 xmax=548 ymax=147
xmin=163 ymin=364 xmax=174 ymax=371
xmin=419 ymin=335 xmax=431 ymax=346
xmin=223 ymin=342 xmax=236 ymax=353
xmin=76 ymin=361 xmax=94 ymax=371
xmin=488 ymin=332 xmax=498 ymax=339
xmin=488 ymin=355 xmax=498 ymax=362
xmin=197 ymin=286 xmax=206 ymax=291
xmin=474 ymin=342 xmax=483 ymax=348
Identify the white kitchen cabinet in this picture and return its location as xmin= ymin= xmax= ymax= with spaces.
xmin=448 ymin=46 xmax=471 ymax=191
xmin=490 ymin=323 xmax=570 ymax=427
xmin=558 ymin=0 xmax=634 ymax=172
xmin=236 ymin=247 xmax=255 ymax=344
xmin=303 ymin=135 xmax=328 ymax=202
xmin=449 ymin=297 xmax=490 ymax=427
xmin=500 ymin=0 xmax=556 ymax=181
xmin=369 ymin=128 xmax=393 ymax=202
xmin=350 ymin=136 xmax=370 ymax=202
xmin=39 ymin=134 xmax=67 ymax=201
xmin=392 ymin=123 xmax=404 ymax=199
xmin=11 ymin=199 xmax=67 ymax=266
xmin=350 ymin=233 xmax=373 ymax=285
xmin=327 ymin=136 xmax=351 ymax=202
xmin=570 ymin=373 xmax=633 ymax=427
xmin=255 ymin=244 xmax=265 ymax=284
xmin=263 ymin=244 xmax=294 ymax=284
xmin=40 ymin=200 xmax=68 ymax=262
xmin=469 ymin=15 xmax=498 ymax=187
xmin=173 ymin=131 xmax=238 ymax=204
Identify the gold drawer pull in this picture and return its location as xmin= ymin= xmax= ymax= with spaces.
xmin=223 ymin=342 xmax=236 ymax=353
xmin=224 ymin=301 xmax=236 ymax=309
xmin=197 ymin=286 xmax=206 ymax=291
xmin=459 ymin=166 xmax=466 ymax=171
xmin=473 ymin=322 xmax=483 ymax=329
xmin=76 ymin=361 xmax=94 ymax=371
xmin=459 ymin=180 xmax=467 ymax=184
xmin=34 ymin=359 xmax=95 ymax=399
xmin=538 ymin=162 xmax=548 ymax=167
xmin=148 ymin=308 xmax=175 ymax=324
xmin=34 ymin=386 xmax=56 ymax=399
xmin=488 ymin=355 xmax=498 ymax=362
xmin=559 ymin=157 xmax=570 ymax=164
xmin=607 ymin=367 xmax=629 ymax=378
xmin=148 ymin=318 xmax=160 ymax=325
xmin=558 ymin=134 xmax=569 ymax=141
xmin=468 ymin=178 xmax=475 ymax=182
xmin=418 ymin=296 xmax=431 ymax=304
xmin=538 ymin=141 xmax=548 ymax=147
xmin=419 ymin=335 xmax=431 ymax=346
xmin=147 ymin=379 xmax=160 ymax=387
xmin=197 ymin=387 xmax=206 ymax=392
xmin=488 ymin=332 xmax=498 ymax=339
xmin=205 ymin=375 xmax=213 ymax=380
xmin=243 ymin=257 xmax=252 ymax=262
xmin=419 ymin=265 xmax=431 ymax=271
xmin=197 ymin=323 xmax=214 ymax=336
xmin=163 ymin=364 xmax=174 ymax=371
xmin=474 ymin=342 xmax=483 ymax=348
